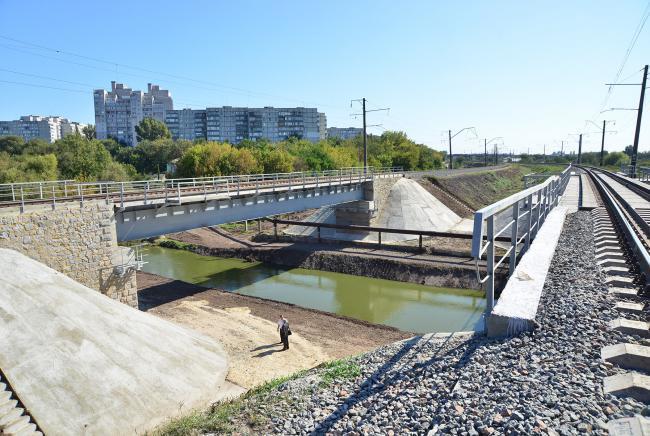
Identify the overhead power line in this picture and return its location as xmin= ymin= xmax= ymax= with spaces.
xmin=0 ymin=35 xmax=342 ymax=110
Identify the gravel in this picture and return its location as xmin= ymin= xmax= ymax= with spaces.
xmin=227 ymin=211 xmax=648 ymax=435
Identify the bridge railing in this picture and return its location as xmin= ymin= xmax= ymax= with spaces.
xmin=638 ymin=167 xmax=650 ymax=182
xmin=471 ymin=164 xmax=572 ymax=313
xmin=0 ymin=166 xmax=403 ymax=210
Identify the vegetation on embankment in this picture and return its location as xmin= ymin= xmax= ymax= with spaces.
xmin=428 ymin=164 xmax=567 ymax=211
xmin=0 ymin=124 xmax=445 ymax=183
xmin=153 ymin=358 xmax=361 ymax=435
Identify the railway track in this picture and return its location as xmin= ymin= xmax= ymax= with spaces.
xmin=582 ymin=167 xmax=650 ymax=412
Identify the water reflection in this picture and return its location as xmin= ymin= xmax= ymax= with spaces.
xmin=142 ymin=246 xmax=486 ymax=333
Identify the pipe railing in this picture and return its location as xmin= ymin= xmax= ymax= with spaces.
xmin=471 ymin=164 xmax=572 ymax=313
xmin=0 ymin=166 xmax=403 ymax=210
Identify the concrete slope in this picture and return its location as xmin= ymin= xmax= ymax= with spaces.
xmin=0 ymin=248 xmax=229 ymax=436
xmin=286 ymin=178 xmax=473 ymax=242
xmin=374 ymin=178 xmax=473 ymax=241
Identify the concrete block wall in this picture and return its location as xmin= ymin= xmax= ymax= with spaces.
xmin=0 ymin=201 xmax=137 ymax=307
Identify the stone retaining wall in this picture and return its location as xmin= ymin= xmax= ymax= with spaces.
xmin=0 ymin=201 xmax=137 ymax=307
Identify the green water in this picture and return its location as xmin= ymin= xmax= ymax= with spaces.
xmin=141 ymin=246 xmax=486 ymax=333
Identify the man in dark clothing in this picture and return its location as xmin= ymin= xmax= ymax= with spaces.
xmin=279 ymin=318 xmax=290 ymax=350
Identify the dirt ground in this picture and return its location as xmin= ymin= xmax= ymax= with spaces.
xmin=138 ymin=272 xmax=412 ymax=389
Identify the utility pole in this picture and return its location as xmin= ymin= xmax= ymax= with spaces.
xmin=447 ymin=127 xmax=475 ymax=170
xmin=362 ymin=98 xmax=367 ymax=169
xmin=351 ymin=98 xmax=389 ymax=171
xmin=484 ymin=139 xmax=487 ymax=166
xmin=448 ymin=130 xmax=453 ymax=170
xmin=631 ymin=64 xmax=648 ymax=177
xmin=561 ymin=141 xmax=564 ymax=156
xmin=543 ymin=144 xmax=546 ymax=162
xmin=600 ymin=120 xmax=606 ymax=166
xmin=578 ymin=134 xmax=583 ymax=164
xmin=494 ymin=145 xmax=498 ymax=165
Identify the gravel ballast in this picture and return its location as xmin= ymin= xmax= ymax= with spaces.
xmin=206 ymin=211 xmax=648 ymax=435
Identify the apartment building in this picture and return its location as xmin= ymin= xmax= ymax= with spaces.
xmin=165 ymin=106 xmax=326 ymax=144
xmin=0 ymin=115 xmax=87 ymax=143
xmin=327 ymin=127 xmax=363 ymax=140
xmin=93 ymin=82 xmax=173 ymax=146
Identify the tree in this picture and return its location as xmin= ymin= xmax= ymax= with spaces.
xmin=0 ymin=136 xmax=24 ymax=155
xmin=55 ymin=135 xmax=112 ymax=180
xmin=603 ymin=151 xmax=630 ymax=167
xmin=82 ymin=124 xmax=96 ymax=140
xmin=0 ymin=152 xmax=58 ymax=183
xmin=135 ymin=118 xmax=171 ymax=142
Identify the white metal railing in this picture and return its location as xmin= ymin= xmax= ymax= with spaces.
xmin=471 ymin=164 xmax=572 ymax=313
xmin=0 ymin=167 xmax=403 ymax=210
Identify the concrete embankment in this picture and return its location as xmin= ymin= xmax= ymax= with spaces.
xmin=165 ymin=228 xmax=505 ymax=290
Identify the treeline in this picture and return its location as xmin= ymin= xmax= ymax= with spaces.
xmin=0 ymin=128 xmax=444 ymax=183
xmin=518 ymin=150 xmax=631 ymax=167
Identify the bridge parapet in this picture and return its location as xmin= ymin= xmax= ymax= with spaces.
xmin=472 ymin=164 xmax=572 ymax=318
xmin=0 ymin=167 xmax=402 ymax=211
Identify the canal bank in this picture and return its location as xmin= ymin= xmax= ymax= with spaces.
xmin=137 ymin=271 xmax=414 ymax=389
xmin=164 ymin=226 xmax=506 ymax=290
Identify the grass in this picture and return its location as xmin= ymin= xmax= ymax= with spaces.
xmin=152 ymin=359 xmax=363 ymax=435
xmin=152 ymin=369 xmax=309 ymax=435
xmin=156 ymin=239 xmax=197 ymax=251
xmin=319 ymin=359 xmax=362 ymax=386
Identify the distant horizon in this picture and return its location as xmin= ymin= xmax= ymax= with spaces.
xmin=0 ymin=0 xmax=648 ymax=155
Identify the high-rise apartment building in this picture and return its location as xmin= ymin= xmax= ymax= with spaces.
xmin=165 ymin=106 xmax=327 ymax=144
xmin=0 ymin=115 xmax=87 ymax=143
xmin=93 ymin=82 xmax=173 ymax=146
xmin=327 ymin=127 xmax=363 ymax=140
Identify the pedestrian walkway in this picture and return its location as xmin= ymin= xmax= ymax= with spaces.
xmin=560 ymin=171 xmax=597 ymax=212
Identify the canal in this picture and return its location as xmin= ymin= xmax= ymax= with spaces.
xmin=141 ymin=246 xmax=486 ymax=333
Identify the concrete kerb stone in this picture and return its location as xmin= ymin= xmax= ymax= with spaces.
xmin=603 ymin=266 xmax=633 ymax=277
xmin=615 ymin=301 xmax=646 ymax=313
xmin=606 ymin=276 xmax=637 ymax=288
xmin=609 ymin=319 xmax=650 ymax=338
xmin=605 ymin=373 xmax=650 ymax=404
xmin=608 ymin=415 xmax=650 ymax=436
xmin=602 ymin=343 xmax=650 ymax=371
xmin=610 ymin=287 xmax=641 ymax=298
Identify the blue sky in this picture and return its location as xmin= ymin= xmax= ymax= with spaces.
xmin=0 ymin=0 xmax=648 ymax=155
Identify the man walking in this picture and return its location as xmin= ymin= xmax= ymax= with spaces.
xmin=277 ymin=315 xmax=290 ymax=351
xmin=277 ymin=315 xmax=286 ymax=344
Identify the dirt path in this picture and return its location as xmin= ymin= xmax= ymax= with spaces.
xmin=138 ymin=272 xmax=412 ymax=389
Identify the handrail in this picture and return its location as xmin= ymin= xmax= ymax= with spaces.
xmin=471 ymin=164 xmax=572 ymax=313
xmin=0 ymin=166 xmax=404 ymax=210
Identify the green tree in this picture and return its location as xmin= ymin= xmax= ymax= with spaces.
xmin=177 ymin=142 xmax=261 ymax=177
xmin=55 ymin=135 xmax=112 ymax=180
xmin=135 ymin=118 xmax=171 ymax=142
xmin=0 ymin=136 xmax=25 ymax=155
xmin=82 ymin=124 xmax=96 ymax=140
xmin=603 ymin=151 xmax=630 ymax=167
xmin=0 ymin=152 xmax=58 ymax=183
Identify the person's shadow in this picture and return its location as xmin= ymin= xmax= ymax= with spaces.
xmin=251 ymin=343 xmax=285 ymax=357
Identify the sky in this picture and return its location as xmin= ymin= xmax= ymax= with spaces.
xmin=0 ymin=0 xmax=648 ymax=155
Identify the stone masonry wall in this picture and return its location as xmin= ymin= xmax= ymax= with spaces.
xmin=0 ymin=201 xmax=137 ymax=307
xmin=364 ymin=176 xmax=402 ymax=225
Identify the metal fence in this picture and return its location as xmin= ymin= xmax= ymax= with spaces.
xmin=471 ymin=164 xmax=572 ymax=313
xmin=0 ymin=166 xmax=403 ymax=211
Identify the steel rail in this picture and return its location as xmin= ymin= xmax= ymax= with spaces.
xmin=590 ymin=169 xmax=650 ymax=239
xmin=584 ymin=168 xmax=650 ymax=286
